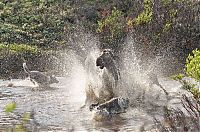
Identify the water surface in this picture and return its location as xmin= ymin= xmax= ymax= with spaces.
xmin=0 ymin=76 xmax=185 ymax=131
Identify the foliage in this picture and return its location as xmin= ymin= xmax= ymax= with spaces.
xmin=0 ymin=0 xmax=199 ymax=78
xmin=163 ymin=49 xmax=200 ymax=131
xmin=157 ymin=49 xmax=200 ymax=131
xmin=1 ymin=0 xmax=199 ymax=49
xmin=1 ymin=0 xmax=199 ymax=45
xmin=179 ymin=49 xmax=200 ymax=100
xmin=4 ymin=102 xmax=16 ymax=113
xmin=14 ymin=112 xmax=31 ymax=132
xmin=171 ymin=73 xmax=185 ymax=81
xmin=181 ymin=80 xmax=200 ymax=100
xmin=4 ymin=102 xmax=34 ymax=131
xmin=126 ymin=0 xmax=199 ymax=61
xmin=172 ymin=49 xmax=200 ymax=101
xmin=135 ymin=0 xmax=153 ymax=25
xmin=0 ymin=43 xmax=39 ymax=55
xmin=172 ymin=50 xmax=200 ymax=103
xmin=186 ymin=49 xmax=200 ymax=82
xmin=97 ymin=7 xmax=125 ymax=44
xmin=171 ymin=76 xmax=200 ymax=100
xmin=0 ymin=43 xmax=56 ymax=79
xmin=15 ymin=124 xmax=26 ymax=132
xmin=162 ymin=9 xmax=178 ymax=32
xmin=0 ymin=0 xmax=75 ymax=48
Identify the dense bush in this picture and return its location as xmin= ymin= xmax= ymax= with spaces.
xmin=0 ymin=0 xmax=199 ymax=78
xmin=135 ymin=0 xmax=153 ymax=25
xmin=0 ymin=0 xmax=75 ymax=48
xmin=1 ymin=0 xmax=199 ymax=50
xmin=186 ymin=49 xmax=200 ymax=82
xmin=97 ymin=7 xmax=126 ymax=47
xmin=0 ymin=43 xmax=38 ymax=55
xmin=171 ymin=49 xmax=200 ymax=100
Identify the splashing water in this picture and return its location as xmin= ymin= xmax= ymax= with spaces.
xmin=0 ymin=32 xmax=186 ymax=131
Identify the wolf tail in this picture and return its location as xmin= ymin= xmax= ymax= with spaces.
xmin=23 ymin=63 xmax=30 ymax=74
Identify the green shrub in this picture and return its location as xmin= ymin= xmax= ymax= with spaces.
xmin=172 ymin=49 xmax=200 ymax=101
xmin=185 ymin=49 xmax=200 ymax=82
xmin=171 ymin=73 xmax=185 ymax=81
xmin=135 ymin=0 xmax=153 ymax=25
xmin=162 ymin=9 xmax=178 ymax=32
xmin=181 ymin=80 xmax=200 ymax=100
xmin=97 ymin=7 xmax=125 ymax=44
xmin=160 ymin=49 xmax=200 ymax=131
xmin=9 ymin=44 xmax=38 ymax=54
xmin=0 ymin=43 xmax=39 ymax=55
xmin=0 ymin=0 xmax=74 ymax=48
xmin=4 ymin=102 xmax=16 ymax=113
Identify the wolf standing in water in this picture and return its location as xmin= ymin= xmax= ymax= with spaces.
xmin=23 ymin=63 xmax=59 ymax=87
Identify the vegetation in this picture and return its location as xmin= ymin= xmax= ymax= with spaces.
xmin=172 ymin=74 xmax=200 ymax=101
xmin=0 ymin=43 xmax=39 ymax=56
xmin=0 ymin=0 xmax=73 ymax=48
xmin=156 ymin=49 xmax=200 ymax=131
xmin=135 ymin=0 xmax=153 ymax=25
xmin=186 ymin=49 xmax=200 ymax=82
xmin=0 ymin=1 xmax=199 ymax=131
xmin=4 ymin=102 xmax=16 ymax=113
xmin=0 ymin=0 xmax=199 ymax=78
xmin=172 ymin=49 xmax=200 ymax=101
xmin=97 ymin=7 xmax=125 ymax=45
xmin=4 ymin=102 xmax=35 ymax=132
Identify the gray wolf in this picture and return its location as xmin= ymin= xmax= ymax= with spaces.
xmin=23 ymin=63 xmax=59 ymax=87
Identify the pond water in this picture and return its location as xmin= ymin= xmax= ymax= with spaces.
xmin=0 ymin=36 xmax=191 ymax=131
xmin=0 ymin=75 xmax=186 ymax=131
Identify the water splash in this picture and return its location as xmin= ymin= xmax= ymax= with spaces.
xmin=0 ymin=32 xmax=186 ymax=131
xmin=52 ymin=32 xmax=181 ymax=106
xmin=52 ymin=32 xmax=102 ymax=104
